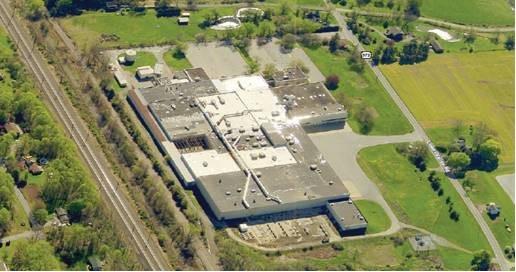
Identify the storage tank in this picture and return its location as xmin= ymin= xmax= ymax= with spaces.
xmin=125 ymin=49 xmax=137 ymax=63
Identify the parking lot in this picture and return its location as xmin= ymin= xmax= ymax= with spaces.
xmin=186 ymin=42 xmax=248 ymax=78
xmin=248 ymin=39 xmax=325 ymax=83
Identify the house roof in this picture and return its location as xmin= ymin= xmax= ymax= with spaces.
xmin=385 ymin=27 xmax=403 ymax=36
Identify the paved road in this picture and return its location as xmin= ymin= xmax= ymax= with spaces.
xmin=0 ymin=230 xmax=37 ymax=242
xmin=496 ymin=174 xmax=515 ymax=203
xmin=326 ymin=2 xmax=510 ymax=269
xmin=0 ymin=3 xmax=169 ymax=270
xmin=13 ymin=188 xmax=38 ymax=228
xmin=309 ymin=125 xmax=418 ymax=232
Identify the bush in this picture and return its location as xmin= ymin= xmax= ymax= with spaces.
xmin=325 ymin=74 xmax=340 ymax=90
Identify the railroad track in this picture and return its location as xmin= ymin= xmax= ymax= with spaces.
xmin=0 ymin=2 xmax=168 ymax=270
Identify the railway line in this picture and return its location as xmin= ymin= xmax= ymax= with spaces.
xmin=0 ymin=2 xmax=169 ymax=270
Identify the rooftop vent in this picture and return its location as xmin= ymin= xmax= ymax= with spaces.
xmin=202 ymin=161 xmax=208 ymax=167
xmin=237 ymin=188 xmax=242 ymax=192
xmin=310 ymin=164 xmax=318 ymax=171
xmin=329 ymin=181 xmax=334 ymax=185
xmin=258 ymin=152 xmax=266 ymax=159
xmin=225 ymin=191 xmax=231 ymax=196
xmin=256 ymin=171 xmax=262 ymax=178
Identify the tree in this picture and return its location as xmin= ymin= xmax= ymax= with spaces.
xmin=24 ymin=0 xmax=46 ymax=21
xmin=262 ymin=63 xmax=278 ymax=79
xmin=0 ymin=208 xmax=10 ymax=234
xmin=329 ymin=33 xmax=340 ymax=53
xmin=348 ymin=48 xmax=365 ymax=73
xmin=155 ymin=0 xmax=171 ymax=8
xmin=465 ymin=32 xmax=477 ymax=44
xmin=194 ymin=33 xmax=206 ymax=44
xmin=325 ymin=75 xmax=340 ymax=90
xmin=289 ymin=59 xmax=309 ymax=74
xmin=505 ymin=35 xmax=514 ymax=50
xmin=478 ymin=139 xmax=501 ymax=171
xmin=173 ymin=42 xmax=188 ymax=58
xmin=256 ymin=21 xmax=276 ymax=40
xmin=33 ymin=208 xmax=48 ymax=225
xmin=67 ymin=199 xmax=87 ymax=222
xmin=404 ymin=0 xmax=421 ymax=18
xmin=11 ymin=240 xmax=61 ymax=270
xmin=447 ymin=152 xmax=470 ymax=172
xmin=471 ymin=123 xmax=492 ymax=148
xmin=356 ymin=105 xmax=376 ymax=134
xmin=471 ymin=250 xmax=491 ymax=271
xmin=48 ymin=224 xmax=98 ymax=265
xmin=280 ymin=34 xmax=296 ymax=51
xmin=247 ymin=58 xmax=260 ymax=74
xmin=380 ymin=46 xmax=397 ymax=64
xmin=406 ymin=141 xmax=428 ymax=171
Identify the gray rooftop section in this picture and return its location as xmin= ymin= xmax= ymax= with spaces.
xmin=197 ymin=122 xmax=348 ymax=216
xmin=138 ymin=80 xmax=218 ymax=139
xmin=327 ymin=200 xmax=367 ymax=231
xmin=271 ymin=67 xmax=308 ymax=85
xmin=272 ymin=82 xmax=346 ymax=120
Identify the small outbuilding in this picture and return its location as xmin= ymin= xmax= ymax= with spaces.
xmin=487 ymin=202 xmax=500 ymax=217
xmin=430 ymin=39 xmax=444 ymax=53
xmin=55 ymin=208 xmax=70 ymax=225
xmin=327 ymin=200 xmax=367 ymax=236
xmin=136 ymin=66 xmax=155 ymax=81
xmin=114 ymin=71 xmax=127 ymax=87
xmin=29 ymin=164 xmax=43 ymax=175
xmin=4 ymin=122 xmax=23 ymax=137
xmin=385 ymin=27 xmax=404 ymax=41
xmin=87 ymin=256 xmax=103 ymax=271
xmin=178 ymin=17 xmax=189 ymax=25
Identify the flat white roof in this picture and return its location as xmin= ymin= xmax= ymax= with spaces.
xmin=213 ymin=75 xmax=269 ymax=93
xmin=182 ymin=150 xmax=240 ymax=178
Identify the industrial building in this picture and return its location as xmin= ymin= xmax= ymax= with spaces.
xmin=128 ymin=67 xmax=366 ymax=235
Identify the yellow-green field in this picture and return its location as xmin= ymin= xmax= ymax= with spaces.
xmin=381 ymin=52 xmax=514 ymax=164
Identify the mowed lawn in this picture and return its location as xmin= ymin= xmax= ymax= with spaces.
xmin=357 ymin=144 xmax=491 ymax=252
xmin=381 ymin=52 xmax=514 ymax=164
xmin=354 ymin=200 xmax=391 ymax=234
xmin=59 ymin=7 xmax=235 ymax=48
xmin=304 ymin=47 xmax=412 ymax=135
xmin=463 ymin=171 xmax=515 ymax=252
xmin=421 ymin=0 xmax=514 ymax=26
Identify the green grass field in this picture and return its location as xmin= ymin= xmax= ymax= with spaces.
xmin=163 ymin=49 xmax=192 ymax=71
xmin=420 ymin=0 xmax=514 ymax=26
xmin=217 ymin=229 xmax=473 ymax=270
xmin=357 ymin=144 xmax=491 ymax=252
xmin=120 ymin=51 xmax=157 ymax=73
xmin=381 ymin=51 xmax=514 ymax=164
xmin=462 ymin=171 xmax=515 ymax=252
xmin=304 ymin=47 xmax=412 ymax=135
xmin=264 ymin=0 xmax=325 ymax=7
xmin=339 ymin=0 xmax=514 ymax=26
xmin=354 ymin=200 xmax=390 ymax=234
xmin=59 ymin=7 xmax=236 ymax=49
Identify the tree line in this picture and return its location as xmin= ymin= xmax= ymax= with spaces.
xmin=0 ymin=30 xmax=139 ymax=270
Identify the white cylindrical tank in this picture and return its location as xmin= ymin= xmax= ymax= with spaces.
xmin=125 ymin=49 xmax=137 ymax=63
